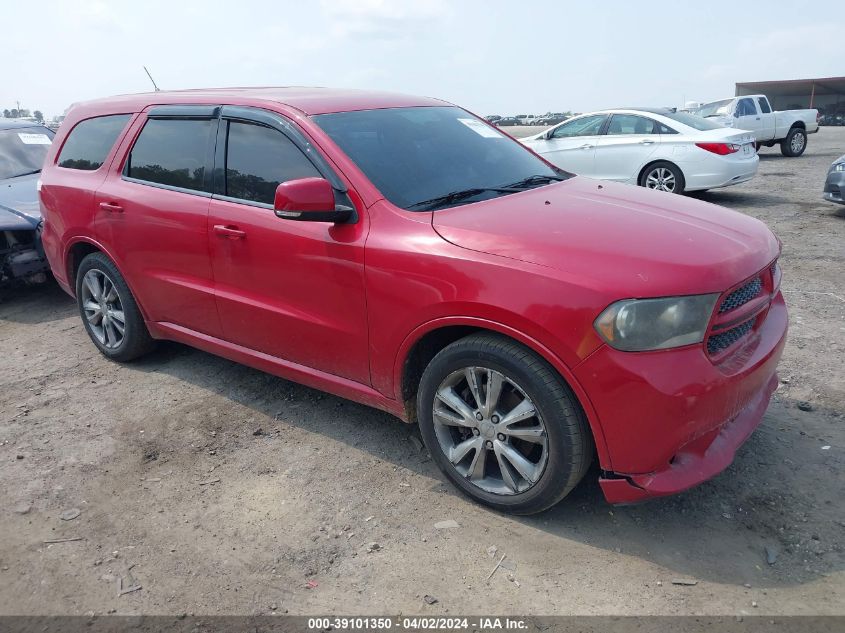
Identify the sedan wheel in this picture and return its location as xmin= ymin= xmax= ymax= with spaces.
xmin=645 ymin=166 xmax=677 ymax=192
xmin=639 ymin=161 xmax=685 ymax=194
xmin=81 ymin=269 xmax=126 ymax=349
xmin=432 ymin=367 xmax=549 ymax=495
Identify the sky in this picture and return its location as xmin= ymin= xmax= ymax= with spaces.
xmin=2 ymin=0 xmax=842 ymax=119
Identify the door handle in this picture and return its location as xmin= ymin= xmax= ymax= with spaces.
xmin=213 ymin=224 xmax=246 ymax=239
xmin=639 ymin=139 xmax=655 ymax=145
xmin=99 ymin=202 xmax=124 ymax=213
xmin=756 ymin=117 xmax=761 ymax=120
xmin=579 ymin=143 xmax=594 ymax=149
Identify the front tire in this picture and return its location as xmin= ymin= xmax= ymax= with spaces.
xmin=417 ymin=333 xmax=593 ymax=515
xmin=781 ymin=127 xmax=807 ymax=157
xmin=76 ymin=252 xmax=155 ymax=362
xmin=639 ymin=161 xmax=685 ymax=194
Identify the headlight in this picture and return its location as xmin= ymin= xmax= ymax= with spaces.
xmin=834 ymin=163 xmax=845 ymax=172
xmin=594 ymin=294 xmax=719 ymax=352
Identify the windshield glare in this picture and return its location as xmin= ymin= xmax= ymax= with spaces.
xmin=0 ymin=127 xmax=54 ymax=180
xmin=694 ymin=99 xmax=734 ymax=119
xmin=313 ymin=106 xmax=568 ymax=210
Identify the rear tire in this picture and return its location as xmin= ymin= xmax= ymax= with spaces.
xmin=416 ymin=333 xmax=593 ymax=515
xmin=76 ymin=252 xmax=155 ymax=362
xmin=639 ymin=161 xmax=685 ymax=194
xmin=780 ymin=127 xmax=807 ymax=157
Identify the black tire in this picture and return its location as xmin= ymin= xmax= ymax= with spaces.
xmin=780 ymin=127 xmax=807 ymax=157
xmin=75 ymin=252 xmax=155 ymax=362
xmin=417 ymin=333 xmax=593 ymax=515
xmin=638 ymin=161 xmax=686 ymax=194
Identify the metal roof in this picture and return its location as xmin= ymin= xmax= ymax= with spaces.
xmin=736 ymin=76 xmax=845 ymax=98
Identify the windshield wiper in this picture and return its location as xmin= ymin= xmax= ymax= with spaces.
xmin=500 ymin=174 xmax=566 ymax=190
xmin=406 ymin=186 xmax=519 ymax=211
xmin=11 ymin=169 xmax=41 ymax=178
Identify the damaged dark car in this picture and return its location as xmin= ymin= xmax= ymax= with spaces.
xmin=0 ymin=120 xmax=54 ymax=286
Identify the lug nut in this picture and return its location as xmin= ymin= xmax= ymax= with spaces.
xmin=472 ymin=428 xmax=480 ymax=436
xmin=491 ymin=415 xmax=500 ymax=423
xmin=485 ymin=440 xmax=493 ymax=449
xmin=475 ymin=412 xmax=483 ymax=421
xmin=497 ymin=433 xmax=506 ymax=441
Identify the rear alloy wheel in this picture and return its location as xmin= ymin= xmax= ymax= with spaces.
xmin=640 ymin=161 xmax=685 ymax=194
xmin=417 ymin=333 xmax=593 ymax=514
xmin=76 ymin=252 xmax=155 ymax=362
xmin=781 ymin=127 xmax=807 ymax=157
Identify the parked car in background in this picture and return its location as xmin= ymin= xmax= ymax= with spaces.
xmin=0 ymin=120 xmax=54 ymax=286
xmin=522 ymin=108 xmax=758 ymax=194
xmin=40 ymin=88 xmax=785 ymax=514
xmin=823 ymin=154 xmax=845 ymax=205
xmin=495 ymin=116 xmax=522 ymax=126
xmin=537 ymin=113 xmax=569 ymax=126
xmin=484 ymin=115 xmax=502 ymax=123
xmin=694 ymin=95 xmax=818 ymax=157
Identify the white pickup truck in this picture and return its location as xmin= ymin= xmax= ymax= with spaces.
xmin=694 ymin=94 xmax=819 ymax=157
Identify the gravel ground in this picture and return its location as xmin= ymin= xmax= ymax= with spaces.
xmin=0 ymin=127 xmax=843 ymax=617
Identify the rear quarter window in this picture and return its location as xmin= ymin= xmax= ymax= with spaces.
xmin=57 ymin=114 xmax=131 ymax=170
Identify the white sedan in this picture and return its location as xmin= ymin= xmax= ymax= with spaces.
xmin=521 ymin=108 xmax=758 ymax=194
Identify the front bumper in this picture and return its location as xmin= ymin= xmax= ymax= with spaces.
xmin=823 ymin=169 xmax=845 ymax=204
xmin=1 ymin=227 xmax=50 ymax=285
xmin=574 ymin=291 xmax=787 ymax=503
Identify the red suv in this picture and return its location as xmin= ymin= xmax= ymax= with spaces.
xmin=39 ymin=89 xmax=787 ymax=514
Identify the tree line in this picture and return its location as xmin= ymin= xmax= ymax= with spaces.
xmin=2 ymin=108 xmax=45 ymax=122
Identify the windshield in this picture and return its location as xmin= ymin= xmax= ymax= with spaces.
xmin=0 ymin=126 xmax=54 ymax=180
xmin=694 ymin=99 xmax=734 ymax=119
xmin=661 ymin=111 xmax=726 ymax=131
xmin=313 ymin=106 xmax=568 ymax=211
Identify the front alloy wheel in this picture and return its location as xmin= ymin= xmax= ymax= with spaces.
xmin=417 ymin=333 xmax=593 ymax=514
xmin=433 ymin=367 xmax=548 ymax=495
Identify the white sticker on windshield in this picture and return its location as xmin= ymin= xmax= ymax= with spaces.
xmin=458 ymin=118 xmax=502 ymax=138
xmin=18 ymin=133 xmax=52 ymax=145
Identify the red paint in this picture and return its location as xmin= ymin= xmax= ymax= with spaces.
xmin=39 ymin=88 xmax=787 ymax=503
xmin=274 ymin=177 xmax=335 ymax=213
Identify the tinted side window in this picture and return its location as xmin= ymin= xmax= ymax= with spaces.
xmin=757 ymin=97 xmax=772 ymax=114
xmin=658 ymin=122 xmax=678 ymax=134
xmin=606 ymin=115 xmax=659 ymax=135
xmin=57 ymin=114 xmax=131 ymax=170
xmin=737 ymin=98 xmax=757 ymax=116
xmin=551 ymin=115 xmax=607 ymax=139
xmin=126 ymin=119 xmax=213 ymax=192
xmin=224 ymin=121 xmax=321 ymax=205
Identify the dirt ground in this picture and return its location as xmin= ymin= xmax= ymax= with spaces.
xmin=1 ymin=127 xmax=843 ymax=617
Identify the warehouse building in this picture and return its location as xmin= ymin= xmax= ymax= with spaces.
xmin=735 ymin=76 xmax=845 ymax=124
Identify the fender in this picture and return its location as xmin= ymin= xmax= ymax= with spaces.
xmin=392 ymin=315 xmax=612 ymax=469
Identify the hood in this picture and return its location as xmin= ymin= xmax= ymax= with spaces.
xmin=0 ymin=174 xmax=41 ymax=231
xmin=0 ymin=172 xmax=41 ymax=230
xmin=432 ymin=177 xmax=779 ymax=298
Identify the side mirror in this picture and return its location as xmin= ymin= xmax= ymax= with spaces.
xmin=274 ymin=177 xmax=353 ymax=223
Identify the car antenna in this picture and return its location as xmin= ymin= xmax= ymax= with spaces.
xmin=143 ymin=66 xmax=160 ymax=92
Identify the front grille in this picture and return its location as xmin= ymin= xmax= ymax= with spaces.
xmin=718 ymin=277 xmax=762 ymax=313
xmin=707 ymin=319 xmax=755 ymax=355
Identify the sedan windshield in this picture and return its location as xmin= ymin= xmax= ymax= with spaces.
xmin=0 ymin=126 xmax=54 ymax=180
xmin=661 ymin=111 xmax=725 ymax=131
xmin=313 ymin=106 xmax=568 ymax=211
xmin=695 ymin=99 xmax=734 ymax=119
